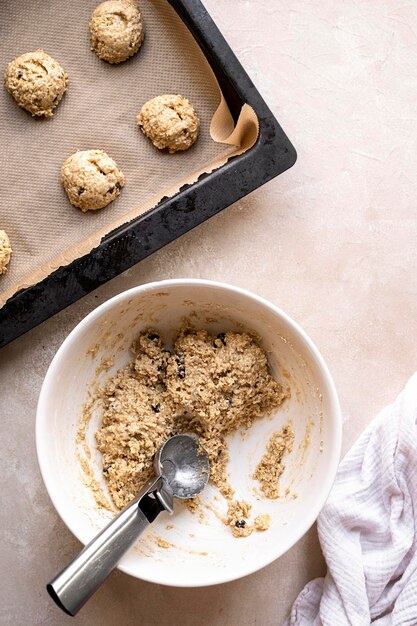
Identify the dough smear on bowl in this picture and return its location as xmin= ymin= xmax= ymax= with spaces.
xmin=90 ymin=0 xmax=144 ymax=64
xmin=137 ymin=95 xmax=200 ymax=153
xmin=0 ymin=230 xmax=12 ymax=275
xmin=92 ymin=328 xmax=293 ymax=536
xmin=253 ymin=427 xmax=295 ymax=498
xmin=61 ymin=149 xmax=125 ymax=212
xmin=4 ymin=50 xmax=68 ymax=117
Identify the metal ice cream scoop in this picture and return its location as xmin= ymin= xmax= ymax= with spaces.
xmin=47 ymin=434 xmax=210 ymax=616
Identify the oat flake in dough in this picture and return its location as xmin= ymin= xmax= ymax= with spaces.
xmin=137 ymin=95 xmax=200 ymax=153
xmin=4 ymin=50 xmax=68 ymax=117
xmin=61 ymin=150 xmax=125 ymax=212
xmin=0 ymin=230 xmax=12 ymax=275
xmin=90 ymin=0 xmax=144 ymax=64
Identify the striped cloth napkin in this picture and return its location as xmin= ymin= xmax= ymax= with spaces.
xmin=285 ymin=373 xmax=417 ymax=626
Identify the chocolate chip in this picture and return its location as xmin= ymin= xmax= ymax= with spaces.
xmin=78 ymin=187 xmax=86 ymax=195
xmin=107 ymin=186 xmax=115 ymax=194
xmin=215 ymin=333 xmax=226 ymax=346
xmin=175 ymin=355 xmax=186 ymax=379
xmin=235 ymin=520 xmax=246 ymax=528
xmin=115 ymin=181 xmax=122 ymax=190
xmin=17 ymin=70 xmax=23 ymax=79
xmin=103 ymin=465 xmax=111 ymax=473
xmin=151 ymin=403 xmax=160 ymax=413
xmin=148 ymin=333 xmax=160 ymax=342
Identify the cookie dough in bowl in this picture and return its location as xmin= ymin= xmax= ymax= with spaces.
xmin=4 ymin=50 xmax=68 ymax=117
xmin=61 ymin=149 xmax=125 ymax=212
xmin=90 ymin=0 xmax=144 ymax=64
xmin=0 ymin=230 xmax=12 ymax=275
xmin=137 ymin=95 xmax=200 ymax=153
xmin=94 ymin=328 xmax=289 ymax=536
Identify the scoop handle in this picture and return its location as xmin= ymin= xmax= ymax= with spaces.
xmin=47 ymin=477 xmax=169 ymax=616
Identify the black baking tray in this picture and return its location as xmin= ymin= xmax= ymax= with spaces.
xmin=0 ymin=0 xmax=296 ymax=349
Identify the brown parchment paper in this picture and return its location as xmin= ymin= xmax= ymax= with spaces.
xmin=0 ymin=0 xmax=259 ymax=308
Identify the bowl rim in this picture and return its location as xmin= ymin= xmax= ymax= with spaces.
xmin=36 ymin=278 xmax=342 ymax=587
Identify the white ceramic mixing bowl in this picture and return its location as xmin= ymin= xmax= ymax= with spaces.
xmin=36 ymin=279 xmax=342 ymax=587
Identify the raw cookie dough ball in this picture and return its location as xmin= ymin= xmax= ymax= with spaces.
xmin=61 ymin=150 xmax=125 ymax=212
xmin=0 ymin=230 xmax=12 ymax=275
xmin=137 ymin=94 xmax=200 ymax=153
xmin=90 ymin=0 xmax=144 ymax=64
xmin=4 ymin=50 xmax=68 ymax=117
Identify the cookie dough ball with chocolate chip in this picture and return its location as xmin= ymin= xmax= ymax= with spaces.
xmin=137 ymin=94 xmax=200 ymax=153
xmin=0 ymin=230 xmax=12 ymax=275
xmin=61 ymin=150 xmax=125 ymax=212
xmin=90 ymin=0 xmax=144 ymax=64
xmin=4 ymin=50 xmax=68 ymax=117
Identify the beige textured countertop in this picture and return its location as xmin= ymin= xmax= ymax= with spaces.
xmin=2 ymin=0 xmax=417 ymax=624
